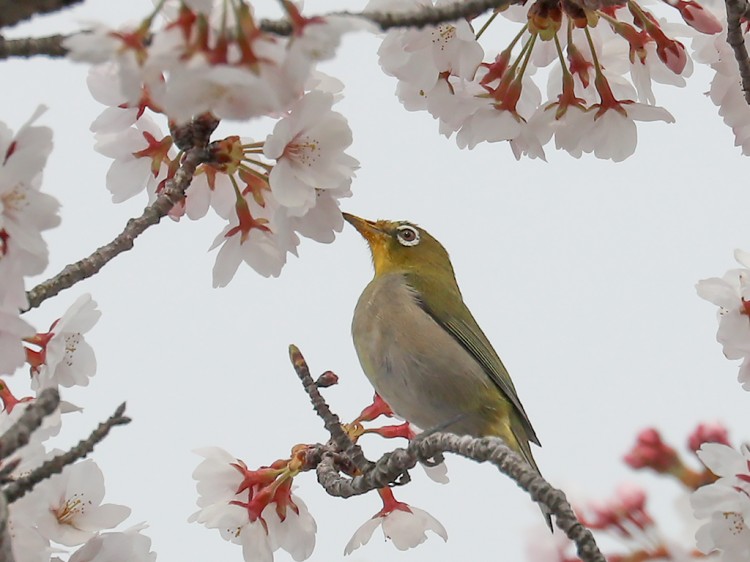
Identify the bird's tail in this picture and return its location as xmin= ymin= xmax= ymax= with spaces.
xmin=510 ymin=423 xmax=554 ymax=532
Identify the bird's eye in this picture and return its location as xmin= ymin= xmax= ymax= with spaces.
xmin=396 ymin=225 xmax=420 ymax=247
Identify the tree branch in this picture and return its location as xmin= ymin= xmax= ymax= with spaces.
xmin=24 ymin=116 xmax=219 ymax=310
xmin=291 ymin=348 xmax=605 ymax=562
xmin=725 ymin=0 xmax=750 ymax=105
xmin=288 ymin=345 xmax=372 ymax=473
xmin=0 ymin=34 xmax=67 ymax=59
xmin=0 ymin=0 xmax=511 ymax=61
xmin=4 ymin=402 xmax=130 ymax=504
xmin=0 ymin=388 xmax=59 ymax=462
xmin=0 ymin=494 xmax=9 ymax=562
xmin=317 ymin=433 xmax=604 ymax=562
xmin=0 ymin=493 xmax=11 ymax=562
xmin=0 ymin=0 xmax=83 ymax=28
xmin=259 ymin=0 xmax=513 ymax=35
xmin=0 ymin=0 xmax=517 ymax=61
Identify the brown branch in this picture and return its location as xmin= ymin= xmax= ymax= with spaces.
xmin=291 ymin=349 xmax=604 ymax=562
xmin=24 ymin=115 xmax=219 ymax=311
xmin=316 ymin=433 xmax=605 ymax=562
xmin=0 ymin=388 xmax=59 ymax=462
xmin=1 ymin=0 xmax=514 ymax=60
xmin=725 ymin=0 xmax=750 ymax=105
xmin=0 ymin=34 xmax=67 ymax=59
xmin=4 ymin=403 xmax=130 ymax=504
xmin=260 ymin=0 xmax=513 ymax=34
xmin=0 ymin=388 xmax=60 ymax=562
xmin=288 ymin=345 xmax=372 ymax=473
xmin=0 ymin=492 xmax=11 ymax=562
xmin=0 ymin=0 xmax=516 ymax=61
xmin=0 ymin=0 xmax=83 ymax=28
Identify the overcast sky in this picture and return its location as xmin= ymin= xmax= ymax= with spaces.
xmin=5 ymin=1 xmax=750 ymax=560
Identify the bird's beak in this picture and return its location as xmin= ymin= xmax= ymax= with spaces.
xmin=342 ymin=213 xmax=386 ymax=246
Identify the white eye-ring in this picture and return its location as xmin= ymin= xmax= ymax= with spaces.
xmin=396 ymin=225 xmax=420 ymax=247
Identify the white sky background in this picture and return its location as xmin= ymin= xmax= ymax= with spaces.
xmin=4 ymin=0 xmax=750 ymax=560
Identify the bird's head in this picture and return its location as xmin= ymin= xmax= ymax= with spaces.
xmin=343 ymin=213 xmax=456 ymax=280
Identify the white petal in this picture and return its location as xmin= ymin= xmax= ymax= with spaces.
xmin=344 ymin=517 xmax=381 ymax=555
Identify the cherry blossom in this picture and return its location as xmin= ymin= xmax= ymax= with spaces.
xmin=344 ymin=488 xmax=447 ymax=554
xmin=86 ymin=65 xmax=143 ymax=136
xmin=696 ymin=250 xmax=750 ymax=389
xmin=264 ymin=90 xmax=359 ymax=214
xmin=690 ymin=2 xmax=750 ymax=155
xmin=0 ymin=107 xmax=59 ymax=373
xmin=692 ymin=443 xmax=750 ymax=560
xmin=210 ymin=190 xmax=290 ymax=283
xmin=26 ymin=458 xmax=130 ymax=547
xmin=157 ymin=53 xmax=300 ymax=125
xmin=0 ymin=311 xmax=34 ymax=374
xmin=695 ymin=494 xmax=750 ymax=562
xmin=67 ymin=524 xmax=156 ymax=562
xmin=0 ymin=391 xmax=61 ymax=471
xmin=371 ymin=0 xmax=483 ymax=88
xmin=366 ymin=0 xmax=703 ymax=160
xmin=8 ymin=518 xmax=52 ymax=562
xmin=190 ymin=447 xmax=317 ymax=562
xmin=688 ymin=422 xmax=731 ymax=453
xmin=288 ymin=13 xmax=372 ymax=64
xmin=274 ymin=188 xmax=348 ymax=245
xmin=94 ymin=116 xmax=175 ymax=203
xmin=0 ymin=106 xmax=59 ymax=280
xmin=27 ymin=294 xmax=101 ymax=391
xmin=63 ymin=23 xmax=147 ymax=104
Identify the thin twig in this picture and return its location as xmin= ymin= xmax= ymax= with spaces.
xmin=259 ymin=0 xmax=513 ymax=35
xmin=0 ymin=388 xmax=59 ymax=462
xmin=24 ymin=115 xmax=217 ymax=311
xmin=292 ymin=349 xmax=604 ymax=561
xmin=0 ymin=387 xmax=59 ymax=562
xmin=0 ymin=492 xmax=11 ymax=562
xmin=288 ymin=345 xmax=372 ymax=473
xmin=4 ymin=403 xmax=130 ymax=504
xmin=0 ymin=0 xmax=515 ymax=61
xmin=725 ymin=0 xmax=750 ymax=105
xmin=0 ymin=35 xmax=67 ymax=59
xmin=316 ymin=432 xmax=605 ymax=562
xmin=0 ymin=0 xmax=83 ymax=28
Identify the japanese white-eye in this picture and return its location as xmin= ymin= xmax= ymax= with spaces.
xmin=344 ymin=213 xmax=551 ymax=529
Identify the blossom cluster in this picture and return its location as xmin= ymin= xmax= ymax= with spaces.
xmin=367 ymin=0 xmax=726 ymax=161
xmin=691 ymin=1 xmax=750 ymax=155
xmin=0 ymin=107 xmax=104 ymax=392
xmin=63 ymin=1 xmax=362 ymax=283
xmin=0 ymin=105 xmax=153 ymax=561
xmin=0 ymin=108 xmax=59 ymax=374
xmin=189 ymin=447 xmax=317 ymax=562
xmin=0 ymin=291 xmax=153 ymax=562
xmin=10 ymin=456 xmax=155 ymax=562
xmin=696 ymin=249 xmax=750 ymax=390
xmin=526 ymin=422 xmax=729 ymax=561
xmin=692 ymin=442 xmax=750 ymax=560
xmin=191 ymin=393 xmax=449 ymax=561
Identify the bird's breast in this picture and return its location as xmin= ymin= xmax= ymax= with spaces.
xmin=351 ymin=273 xmax=504 ymax=435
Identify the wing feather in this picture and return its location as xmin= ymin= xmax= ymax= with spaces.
xmin=417 ymin=295 xmax=541 ymax=446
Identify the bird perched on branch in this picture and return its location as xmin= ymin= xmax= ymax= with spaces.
xmin=344 ymin=212 xmax=551 ymax=529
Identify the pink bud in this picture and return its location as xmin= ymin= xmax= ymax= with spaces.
xmin=315 ymin=370 xmax=339 ymax=388
xmin=624 ymin=428 xmax=679 ymax=472
xmin=676 ymin=0 xmax=723 ymax=34
xmin=368 ymin=422 xmax=416 ymax=440
xmin=355 ymin=394 xmax=394 ymax=423
xmin=656 ymin=39 xmax=688 ymax=74
xmin=687 ymin=421 xmax=730 ymax=452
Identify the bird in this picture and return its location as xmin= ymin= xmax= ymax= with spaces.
xmin=343 ymin=212 xmax=551 ymax=529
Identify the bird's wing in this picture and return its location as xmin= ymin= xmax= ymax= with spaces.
xmin=416 ymin=293 xmax=541 ymax=447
